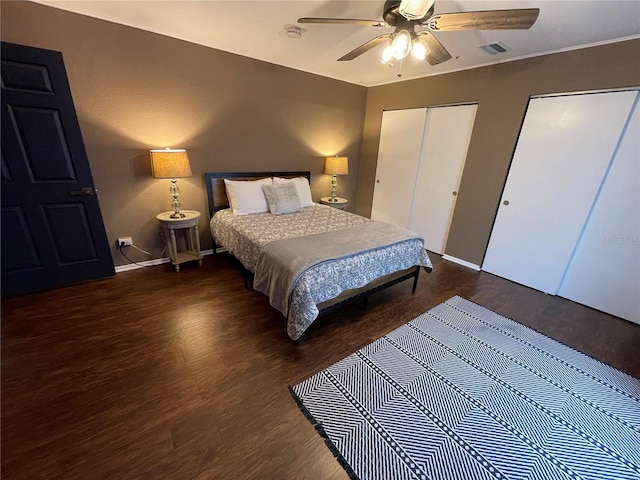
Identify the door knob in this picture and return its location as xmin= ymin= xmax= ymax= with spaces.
xmin=452 ymin=191 xmax=457 ymax=196
xmin=70 ymin=187 xmax=94 ymax=196
xmin=376 ymin=179 xmax=380 ymax=183
xmin=503 ymin=200 xmax=510 ymax=206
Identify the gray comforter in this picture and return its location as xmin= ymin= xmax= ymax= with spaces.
xmin=253 ymin=221 xmax=431 ymax=340
xmin=211 ymin=204 xmax=432 ymax=340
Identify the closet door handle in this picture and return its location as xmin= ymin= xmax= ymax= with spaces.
xmin=376 ymin=179 xmax=380 ymax=184
xmin=452 ymin=191 xmax=457 ymax=196
xmin=503 ymin=200 xmax=510 ymax=206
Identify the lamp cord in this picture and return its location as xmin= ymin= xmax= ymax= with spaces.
xmin=131 ymin=244 xmax=151 ymax=256
xmin=117 ymin=242 xmax=152 ymax=267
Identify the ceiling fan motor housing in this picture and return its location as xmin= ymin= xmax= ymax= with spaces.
xmin=383 ymin=0 xmax=435 ymax=26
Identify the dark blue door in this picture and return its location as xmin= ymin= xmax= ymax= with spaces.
xmin=1 ymin=41 xmax=114 ymax=296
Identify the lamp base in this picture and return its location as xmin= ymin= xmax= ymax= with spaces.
xmin=168 ymin=179 xmax=185 ymax=219
xmin=329 ymin=174 xmax=338 ymax=201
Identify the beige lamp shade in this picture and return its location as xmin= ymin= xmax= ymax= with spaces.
xmin=324 ymin=156 xmax=349 ymax=175
xmin=150 ymin=149 xmax=192 ymax=178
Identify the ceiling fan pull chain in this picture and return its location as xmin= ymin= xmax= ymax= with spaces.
xmin=397 ymin=57 xmax=404 ymax=78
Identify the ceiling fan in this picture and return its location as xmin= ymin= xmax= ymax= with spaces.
xmin=298 ymin=0 xmax=540 ymax=66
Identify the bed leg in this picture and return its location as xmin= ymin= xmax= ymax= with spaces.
xmin=412 ymin=267 xmax=420 ymax=292
xmin=243 ymin=270 xmax=253 ymax=290
xmin=295 ymin=335 xmax=304 ymax=346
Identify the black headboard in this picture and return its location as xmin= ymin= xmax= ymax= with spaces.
xmin=204 ymin=171 xmax=311 ymax=217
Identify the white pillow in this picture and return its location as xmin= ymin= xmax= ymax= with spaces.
xmin=224 ymin=177 xmax=272 ymax=215
xmin=273 ymin=176 xmax=313 ymax=207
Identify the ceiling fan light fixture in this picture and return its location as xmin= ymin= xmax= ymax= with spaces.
xmin=381 ymin=44 xmax=395 ymax=64
xmin=399 ymin=0 xmax=436 ymax=21
xmin=392 ymin=29 xmax=412 ymax=59
xmin=412 ymin=40 xmax=428 ymax=61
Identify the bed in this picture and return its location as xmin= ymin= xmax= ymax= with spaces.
xmin=206 ymin=171 xmax=433 ymax=342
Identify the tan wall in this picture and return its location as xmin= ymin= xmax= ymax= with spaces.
xmin=3 ymin=1 xmax=639 ymax=269
xmin=358 ymin=39 xmax=640 ymax=266
xmin=1 ymin=1 xmax=367 ymax=267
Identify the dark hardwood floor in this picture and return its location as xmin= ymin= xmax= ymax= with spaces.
xmin=2 ymin=253 xmax=638 ymax=479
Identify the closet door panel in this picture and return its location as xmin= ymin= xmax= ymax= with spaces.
xmin=371 ymin=109 xmax=426 ymax=226
xmin=410 ymin=104 xmax=477 ymax=254
xmin=558 ymin=94 xmax=639 ymax=324
xmin=482 ymin=91 xmax=637 ymax=293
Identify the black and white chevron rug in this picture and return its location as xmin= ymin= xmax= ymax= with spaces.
xmin=290 ymin=296 xmax=640 ymax=480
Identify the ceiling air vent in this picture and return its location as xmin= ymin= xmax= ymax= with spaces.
xmin=480 ymin=42 xmax=510 ymax=55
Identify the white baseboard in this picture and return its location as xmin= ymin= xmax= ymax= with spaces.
xmin=116 ymin=248 xmax=478 ymax=273
xmin=115 ymin=249 xmax=214 ymax=273
xmin=115 ymin=257 xmax=170 ymax=273
xmin=442 ymin=254 xmax=481 ymax=271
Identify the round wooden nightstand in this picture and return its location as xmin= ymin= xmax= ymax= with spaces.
xmin=156 ymin=210 xmax=203 ymax=272
xmin=320 ymin=197 xmax=348 ymax=210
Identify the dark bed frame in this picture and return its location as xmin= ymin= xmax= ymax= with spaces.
xmin=204 ymin=171 xmax=422 ymax=343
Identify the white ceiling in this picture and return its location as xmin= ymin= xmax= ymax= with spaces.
xmin=32 ymin=0 xmax=640 ymax=87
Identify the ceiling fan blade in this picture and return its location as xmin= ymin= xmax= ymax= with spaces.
xmin=417 ymin=32 xmax=452 ymax=65
xmin=338 ymin=34 xmax=393 ymax=61
xmin=427 ymin=8 xmax=540 ymax=31
xmin=298 ymin=17 xmax=388 ymax=27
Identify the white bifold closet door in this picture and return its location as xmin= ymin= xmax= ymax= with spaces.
xmin=371 ymin=108 xmax=427 ymax=227
xmin=409 ymin=104 xmax=477 ymax=254
xmin=557 ymin=95 xmax=639 ymax=324
xmin=372 ymin=104 xmax=477 ymax=254
xmin=482 ymin=89 xmax=638 ymax=323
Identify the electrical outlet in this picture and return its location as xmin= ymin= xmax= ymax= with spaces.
xmin=117 ymin=236 xmax=133 ymax=247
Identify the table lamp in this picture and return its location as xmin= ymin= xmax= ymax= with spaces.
xmin=324 ymin=156 xmax=349 ymax=202
xmin=150 ymin=148 xmax=192 ymax=218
